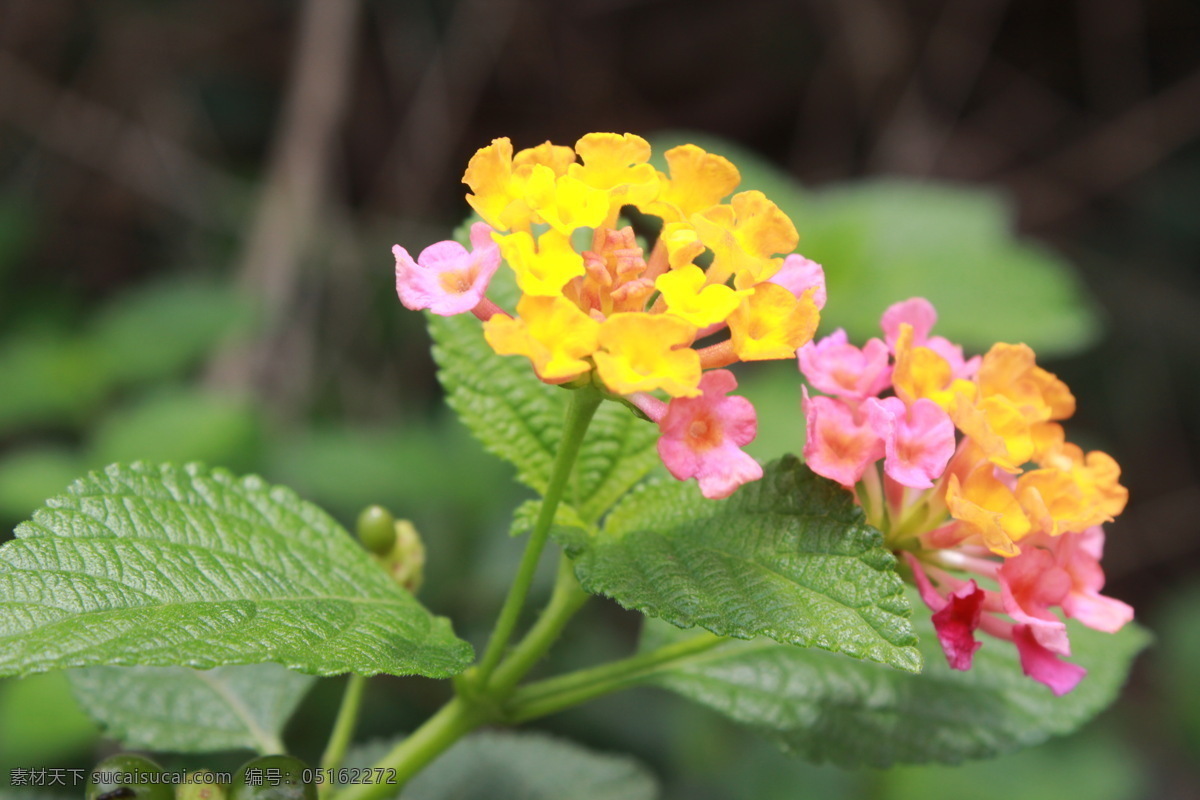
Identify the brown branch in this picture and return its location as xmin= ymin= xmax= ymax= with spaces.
xmin=1004 ymin=67 xmax=1200 ymax=226
xmin=0 ymin=49 xmax=241 ymax=229
xmin=206 ymin=0 xmax=363 ymax=398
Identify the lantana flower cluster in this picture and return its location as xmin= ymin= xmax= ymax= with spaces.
xmin=394 ymin=133 xmax=826 ymax=498
xmin=799 ymin=298 xmax=1132 ymax=694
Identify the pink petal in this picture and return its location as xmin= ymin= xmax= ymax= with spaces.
xmin=657 ymin=370 xmax=763 ymax=499
xmin=798 ymin=331 xmax=892 ymax=401
xmin=802 ymin=389 xmax=884 ymax=487
xmin=999 ymin=546 xmax=1072 ymax=654
xmin=864 ymin=397 xmax=955 ymax=489
xmin=770 ymin=254 xmax=826 ymax=310
xmin=1056 ymin=528 xmax=1135 ymax=633
xmin=931 ymin=580 xmax=986 ymax=670
xmin=1012 ymin=624 xmax=1087 ymax=695
xmin=881 ymin=297 xmax=938 ymax=352
xmin=393 ymin=222 xmax=501 ymax=316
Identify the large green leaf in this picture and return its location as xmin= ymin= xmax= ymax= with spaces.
xmin=565 ymin=456 xmax=920 ymax=672
xmin=641 ymin=597 xmax=1149 ymax=767
xmin=427 ymin=269 xmax=659 ymax=524
xmin=345 ymin=732 xmax=658 ymax=800
xmin=67 ymin=663 xmax=314 ymax=754
xmin=0 ymin=463 xmax=473 ymax=678
xmin=800 ymin=181 xmax=1101 ymax=357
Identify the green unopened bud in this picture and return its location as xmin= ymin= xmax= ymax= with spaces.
xmin=85 ymin=754 xmax=173 ymax=800
xmin=230 ymin=755 xmax=315 ymax=800
xmin=178 ymin=772 xmax=227 ymax=800
xmin=385 ymin=519 xmax=425 ymax=594
xmin=356 ymin=505 xmax=396 ymax=555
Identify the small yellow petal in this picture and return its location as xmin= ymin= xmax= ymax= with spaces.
xmin=569 ymin=132 xmax=661 ymax=219
xmin=495 ymin=229 xmax=585 ymax=296
xmin=727 ymin=283 xmax=820 ymax=361
xmin=655 ymin=265 xmax=745 ymax=327
xmin=483 ymin=295 xmax=600 ymax=383
xmin=647 ymin=144 xmax=741 ymax=223
xmin=594 ymin=313 xmax=701 ymax=397
xmin=514 ymin=141 xmax=576 ymax=176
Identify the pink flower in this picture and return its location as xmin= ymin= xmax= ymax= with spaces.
xmin=656 ymin=369 xmax=763 ymax=499
xmin=1012 ymin=624 xmax=1087 ymax=695
xmin=1044 ymin=528 xmax=1133 ymax=633
xmin=998 ymin=545 xmax=1071 ymax=655
xmin=770 ymin=254 xmax=826 ymax=310
xmin=864 ymin=396 xmax=956 ymax=489
xmin=880 ymin=297 xmax=978 ymax=379
xmin=797 ymin=330 xmax=892 ymax=401
xmin=933 ymin=582 xmax=987 ymax=670
xmin=394 ymin=222 xmax=501 ymax=316
xmin=905 ymin=554 xmax=985 ymax=670
xmin=802 ymin=389 xmax=883 ymax=487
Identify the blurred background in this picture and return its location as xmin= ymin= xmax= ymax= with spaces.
xmin=1 ymin=0 xmax=1198 ymax=798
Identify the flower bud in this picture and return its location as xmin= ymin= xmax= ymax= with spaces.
xmin=85 ymin=754 xmax=173 ymax=800
xmin=355 ymin=505 xmax=396 ymax=555
xmin=177 ymin=772 xmax=227 ymax=800
xmin=384 ymin=519 xmax=426 ymax=594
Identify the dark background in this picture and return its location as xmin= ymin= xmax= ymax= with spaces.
xmin=1 ymin=1 xmax=1199 ymax=798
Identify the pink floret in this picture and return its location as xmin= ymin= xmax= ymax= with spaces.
xmin=657 ymin=369 xmax=763 ymax=499
xmin=394 ymin=221 xmax=500 ymax=316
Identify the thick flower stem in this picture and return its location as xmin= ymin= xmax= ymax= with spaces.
xmin=333 ymin=697 xmax=485 ymax=800
xmin=474 ymin=383 xmax=603 ymax=686
xmin=487 ymin=552 xmax=590 ymax=695
xmin=318 ymin=674 xmax=366 ymax=798
xmin=503 ymin=631 xmax=726 ymax=723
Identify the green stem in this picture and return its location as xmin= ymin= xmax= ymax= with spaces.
xmin=505 ymin=631 xmax=726 ymax=723
xmin=333 ymin=697 xmax=484 ymax=800
xmin=488 ymin=551 xmax=589 ymax=695
xmin=318 ymin=674 xmax=366 ymax=798
xmin=475 ymin=384 xmax=603 ymax=684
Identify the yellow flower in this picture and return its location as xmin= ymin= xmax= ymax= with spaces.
xmin=978 ymin=343 xmax=1075 ymax=423
xmin=655 ymin=265 xmax=746 ymax=328
xmin=945 ymin=460 xmax=1032 ymax=557
xmin=1018 ymin=443 xmax=1128 ymax=535
xmin=594 ymin=314 xmax=701 ymax=397
xmin=892 ymin=324 xmax=977 ymax=410
xmin=483 ymin=295 xmax=600 ymax=383
xmin=522 ymin=168 xmax=610 ymax=236
xmin=727 ymin=283 xmax=820 ymax=361
xmin=690 ymin=191 xmax=799 ymax=288
xmin=569 ymin=133 xmax=660 ymax=225
xmin=646 ymin=144 xmax=741 ymax=223
xmin=495 ymin=229 xmax=586 ymax=297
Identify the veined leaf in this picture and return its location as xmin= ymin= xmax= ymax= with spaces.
xmin=345 ymin=731 xmax=658 ymax=800
xmin=68 ymin=663 xmax=315 ymax=754
xmin=641 ymin=598 xmax=1149 ymax=767
xmin=566 ymin=456 xmax=920 ymax=672
xmin=428 ymin=267 xmax=659 ymax=524
xmin=0 ymin=463 xmax=473 ymax=678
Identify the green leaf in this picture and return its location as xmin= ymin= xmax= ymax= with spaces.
xmin=0 ymin=463 xmax=473 ymax=678
xmin=345 ymin=732 xmax=659 ymax=800
xmin=0 ymin=448 xmax=83 ymax=525
xmin=641 ymin=598 xmax=1150 ymax=767
xmin=67 ymin=663 xmax=314 ymax=754
xmin=89 ymin=277 xmax=252 ymax=387
xmin=427 ymin=269 xmax=659 ymax=524
xmin=799 ymin=181 xmax=1101 ymax=357
xmin=90 ymin=391 xmax=263 ymax=474
xmin=567 ymin=456 xmax=920 ymax=672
